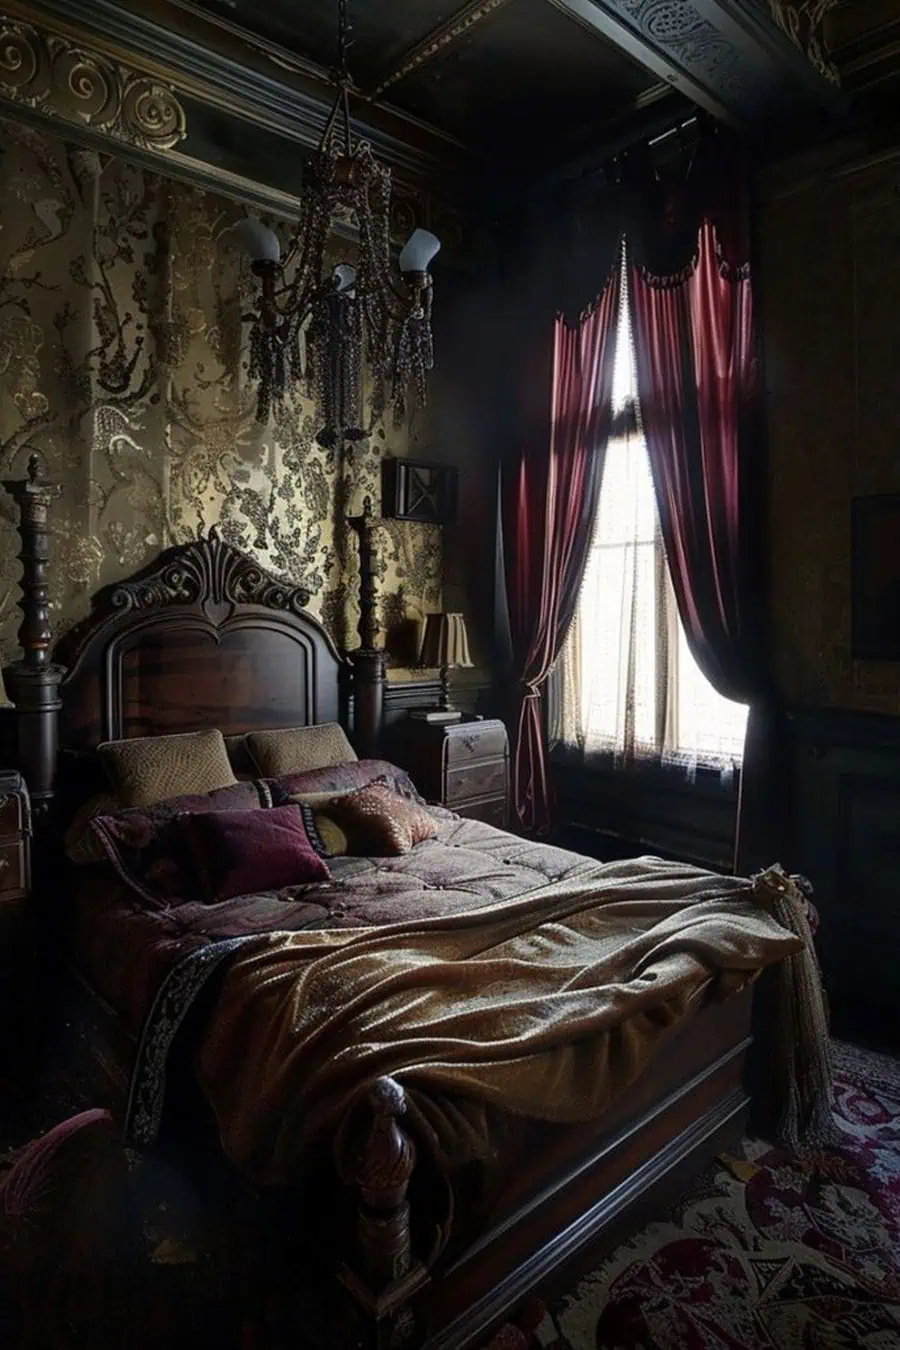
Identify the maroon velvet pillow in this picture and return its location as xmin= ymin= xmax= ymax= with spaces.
xmin=179 ymin=804 xmax=331 ymax=902
xmin=89 ymin=780 xmax=272 ymax=907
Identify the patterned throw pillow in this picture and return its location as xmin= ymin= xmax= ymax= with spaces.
xmin=268 ymin=758 xmax=425 ymax=806
xmin=323 ymin=780 xmax=438 ymax=857
xmin=89 ymin=780 xmax=271 ymax=907
xmin=178 ymin=803 xmax=331 ymax=902
xmin=98 ymin=729 xmax=238 ymax=808
xmin=245 ymin=723 xmax=357 ymax=777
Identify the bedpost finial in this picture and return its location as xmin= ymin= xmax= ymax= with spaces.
xmin=362 ymin=495 xmax=373 ymax=518
xmin=26 ymin=452 xmax=45 ymax=484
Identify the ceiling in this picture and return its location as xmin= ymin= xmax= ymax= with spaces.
xmin=825 ymin=0 xmax=900 ymax=115
xmin=20 ymin=0 xmax=854 ymax=221
xmin=169 ymin=0 xmax=666 ymax=167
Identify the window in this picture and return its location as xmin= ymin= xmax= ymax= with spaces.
xmin=555 ymin=269 xmax=748 ymax=768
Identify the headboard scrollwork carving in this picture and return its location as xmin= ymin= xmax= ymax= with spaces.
xmin=106 ymin=528 xmax=312 ymax=620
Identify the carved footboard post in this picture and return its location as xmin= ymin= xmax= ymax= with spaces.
xmin=2 ymin=455 xmax=65 ymax=815
xmin=339 ymin=1077 xmax=430 ymax=1349
xmin=348 ymin=496 xmax=386 ymax=757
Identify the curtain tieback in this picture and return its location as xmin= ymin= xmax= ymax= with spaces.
xmin=519 ymin=681 xmax=541 ymax=699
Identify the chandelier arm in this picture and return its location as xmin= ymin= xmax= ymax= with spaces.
xmin=342 ymin=84 xmax=353 ymax=159
xmin=355 ymin=253 xmax=424 ymax=322
xmin=320 ymin=91 xmax=345 ymax=154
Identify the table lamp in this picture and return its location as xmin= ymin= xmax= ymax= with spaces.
xmin=418 ymin=612 xmax=473 ymax=713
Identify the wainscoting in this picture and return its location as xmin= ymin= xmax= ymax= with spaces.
xmin=552 ymin=758 xmax=740 ymax=873
xmin=552 ymin=707 xmax=900 ymax=1052
xmin=783 ymin=706 xmax=900 ymax=1051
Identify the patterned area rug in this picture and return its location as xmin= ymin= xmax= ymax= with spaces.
xmin=533 ymin=1041 xmax=900 ymax=1350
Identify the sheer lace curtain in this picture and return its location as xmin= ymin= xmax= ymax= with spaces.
xmin=553 ymin=263 xmax=748 ymax=772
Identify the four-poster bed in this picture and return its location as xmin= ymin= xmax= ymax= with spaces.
xmin=0 ymin=458 xmax=820 ymax=1350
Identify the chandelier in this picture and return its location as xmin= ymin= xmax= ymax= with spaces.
xmin=229 ymin=0 xmax=441 ymax=445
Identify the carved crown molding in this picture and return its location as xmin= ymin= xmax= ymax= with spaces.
xmin=0 ymin=13 xmax=187 ymax=152
xmin=767 ymin=0 xmax=841 ymax=85
xmin=551 ymin=0 xmax=845 ymax=132
xmin=105 ymin=529 xmax=312 ymax=618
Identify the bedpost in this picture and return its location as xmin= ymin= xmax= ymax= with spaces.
xmin=2 ymin=454 xmax=65 ymax=815
xmin=339 ymin=1076 xmax=429 ymax=1349
xmin=348 ymin=495 xmax=386 ymax=757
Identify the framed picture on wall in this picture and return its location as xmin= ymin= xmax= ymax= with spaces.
xmin=852 ymin=494 xmax=900 ymax=659
xmin=382 ymin=457 xmax=457 ymax=525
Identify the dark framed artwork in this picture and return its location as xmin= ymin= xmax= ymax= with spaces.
xmin=852 ymin=494 xmax=900 ymax=659
xmin=382 ymin=457 xmax=457 ymax=525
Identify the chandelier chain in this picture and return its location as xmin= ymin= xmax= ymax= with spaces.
xmin=241 ymin=0 xmax=437 ymax=438
xmin=337 ymin=0 xmax=351 ymax=85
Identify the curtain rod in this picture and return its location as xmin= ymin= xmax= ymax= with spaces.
xmin=526 ymin=108 xmax=701 ymax=204
xmin=647 ymin=116 xmax=699 ymax=151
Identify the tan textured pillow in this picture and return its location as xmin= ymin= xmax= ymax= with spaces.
xmin=246 ymin=723 xmax=357 ymax=778
xmin=98 ymin=729 xmax=238 ymax=808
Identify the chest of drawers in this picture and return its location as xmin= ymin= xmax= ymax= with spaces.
xmin=391 ymin=717 xmax=510 ymax=828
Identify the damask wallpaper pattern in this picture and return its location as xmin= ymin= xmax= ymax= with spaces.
xmin=0 ymin=116 xmax=441 ymax=672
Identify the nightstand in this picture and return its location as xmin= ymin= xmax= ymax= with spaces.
xmin=0 ymin=771 xmax=32 ymax=1067
xmin=392 ymin=716 xmax=509 ymax=828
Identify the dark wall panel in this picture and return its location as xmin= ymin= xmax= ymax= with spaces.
xmin=786 ymin=707 xmax=900 ymax=1049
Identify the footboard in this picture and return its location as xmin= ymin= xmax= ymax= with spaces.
xmin=338 ymin=1077 xmax=431 ymax=1347
xmin=336 ymin=987 xmax=755 ymax=1350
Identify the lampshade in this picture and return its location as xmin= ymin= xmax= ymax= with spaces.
xmin=230 ymin=216 xmax=282 ymax=264
xmin=418 ymin=612 xmax=473 ymax=670
xmin=399 ymin=228 xmax=441 ymax=274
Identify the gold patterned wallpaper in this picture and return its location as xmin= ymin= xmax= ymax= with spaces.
xmin=758 ymin=140 xmax=900 ymax=714
xmin=0 ymin=115 xmax=441 ymax=674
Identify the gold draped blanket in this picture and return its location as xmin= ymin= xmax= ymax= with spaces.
xmin=194 ymin=857 xmax=805 ymax=1184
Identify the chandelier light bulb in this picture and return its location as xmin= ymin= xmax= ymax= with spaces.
xmin=399 ymin=228 xmax=441 ymax=274
xmin=230 ymin=216 xmax=282 ymax=264
xmin=333 ymin=263 xmax=358 ymax=295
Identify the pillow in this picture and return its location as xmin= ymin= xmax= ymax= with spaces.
xmin=89 ymin=780 xmax=271 ymax=907
xmin=287 ymin=789 xmax=353 ymax=857
xmin=245 ymin=722 xmax=357 ymax=778
xmin=98 ymin=729 xmax=238 ymax=808
xmin=268 ymin=758 xmax=424 ymax=807
xmin=322 ymin=780 xmax=438 ymax=857
xmin=178 ymin=804 xmax=330 ymax=902
xmin=224 ymin=733 xmax=257 ymax=780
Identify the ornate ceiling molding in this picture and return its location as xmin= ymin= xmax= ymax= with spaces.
xmin=0 ymin=13 xmax=187 ymax=152
xmin=368 ymin=0 xmax=516 ymax=99
xmin=0 ymin=1 xmax=472 ymax=264
xmin=9 ymin=0 xmax=466 ymax=186
xmin=548 ymin=0 xmax=846 ymax=130
xmin=767 ymin=0 xmax=841 ymax=85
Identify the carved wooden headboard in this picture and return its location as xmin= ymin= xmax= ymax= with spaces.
xmin=55 ymin=530 xmax=347 ymax=751
xmin=2 ymin=457 xmax=387 ymax=812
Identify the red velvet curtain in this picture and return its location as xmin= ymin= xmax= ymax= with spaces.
xmin=629 ymin=217 xmax=774 ymax=873
xmin=505 ymin=269 xmax=620 ymax=835
xmin=629 ymin=221 xmax=756 ymax=694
